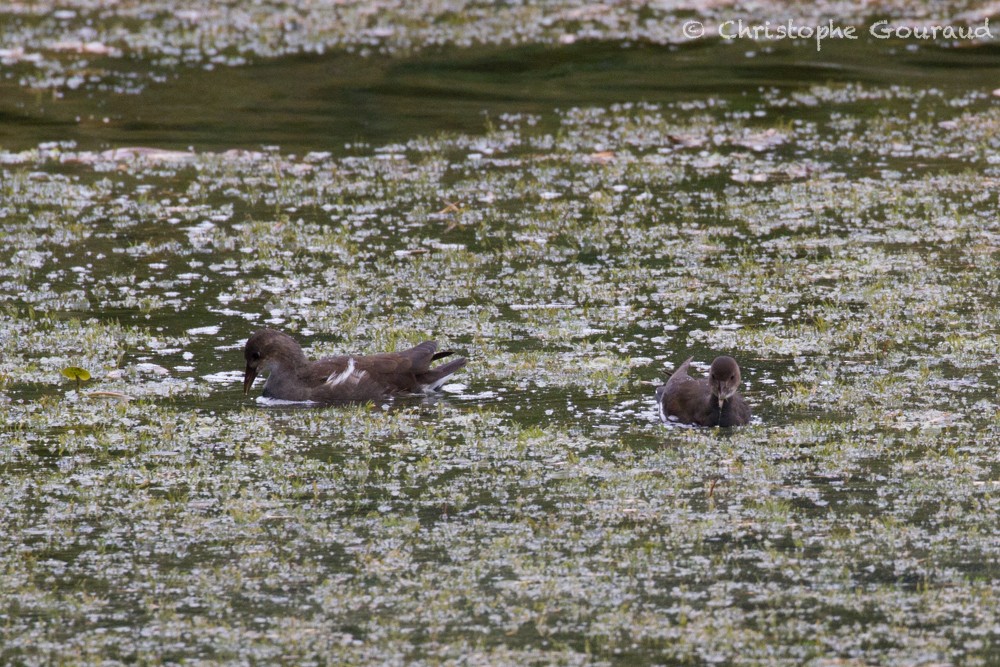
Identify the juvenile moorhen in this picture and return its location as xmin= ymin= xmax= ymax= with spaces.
xmin=242 ymin=329 xmax=467 ymax=403
xmin=655 ymin=355 xmax=751 ymax=427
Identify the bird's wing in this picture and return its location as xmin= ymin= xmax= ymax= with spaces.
xmin=664 ymin=356 xmax=695 ymax=388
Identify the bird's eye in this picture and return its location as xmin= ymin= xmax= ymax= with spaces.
xmin=730 ymin=374 xmax=735 ymax=381
xmin=251 ymin=351 xmax=261 ymax=360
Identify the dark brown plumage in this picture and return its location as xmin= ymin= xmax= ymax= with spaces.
xmin=242 ymin=329 xmax=467 ymax=403
xmin=655 ymin=355 xmax=751 ymax=427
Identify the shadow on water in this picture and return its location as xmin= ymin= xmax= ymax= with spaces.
xmin=2 ymin=39 xmax=999 ymax=152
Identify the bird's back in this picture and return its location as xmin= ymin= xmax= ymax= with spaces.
xmin=659 ymin=376 xmax=712 ymax=427
xmin=295 ymin=341 xmax=466 ymax=403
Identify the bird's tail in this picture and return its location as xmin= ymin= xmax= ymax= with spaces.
xmin=419 ymin=355 xmax=467 ymax=392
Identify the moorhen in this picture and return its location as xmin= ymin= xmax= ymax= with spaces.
xmin=242 ymin=328 xmax=467 ymax=403
xmin=655 ymin=355 xmax=751 ymax=427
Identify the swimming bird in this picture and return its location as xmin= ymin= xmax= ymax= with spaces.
xmin=242 ymin=329 xmax=467 ymax=403
xmin=655 ymin=355 xmax=751 ymax=426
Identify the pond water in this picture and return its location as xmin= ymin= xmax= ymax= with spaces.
xmin=5 ymin=39 xmax=998 ymax=152
xmin=1 ymin=20 xmax=999 ymax=666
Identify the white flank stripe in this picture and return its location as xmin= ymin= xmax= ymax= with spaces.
xmin=327 ymin=358 xmax=356 ymax=387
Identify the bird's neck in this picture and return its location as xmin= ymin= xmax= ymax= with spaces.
xmin=269 ymin=344 xmax=309 ymax=371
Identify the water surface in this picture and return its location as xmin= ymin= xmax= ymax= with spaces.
xmin=1 ymin=26 xmax=998 ymax=666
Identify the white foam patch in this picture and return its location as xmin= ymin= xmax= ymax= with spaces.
xmin=660 ymin=417 xmax=699 ymax=430
xmin=510 ymin=302 xmax=575 ymax=310
xmin=256 ymin=396 xmax=319 ymax=407
xmin=202 ymin=370 xmax=244 ymax=384
xmin=135 ymin=363 xmax=169 ymax=375
xmin=453 ymin=390 xmax=498 ymax=400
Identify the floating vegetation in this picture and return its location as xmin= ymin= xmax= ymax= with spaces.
xmin=1 ymin=16 xmax=999 ymax=665
xmin=1 ymin=1 xmax=996 ymax=95
xmin=59 ymin=365 xmax=90 ymax=385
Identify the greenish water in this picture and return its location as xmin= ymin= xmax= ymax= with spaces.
xmin=5 ymin=39 xmax=998 ymax=151
xmin=1 ymin=23 xmax=999 ymax=666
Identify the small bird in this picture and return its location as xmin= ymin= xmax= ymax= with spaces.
xmin=655 ymin=355 xmax=751 ymax=427
xmin=242 ymin=329 xmax=467 ymax=403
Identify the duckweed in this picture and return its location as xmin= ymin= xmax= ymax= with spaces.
xmin=1 ymin=6 xmax=999 ymax=665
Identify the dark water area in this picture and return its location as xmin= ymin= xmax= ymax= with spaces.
xmin=3 ymin=38 xmax=999 ymax=153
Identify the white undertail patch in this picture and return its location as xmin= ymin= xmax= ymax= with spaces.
xmin=421 ymin=376 xmax=449 ymax=393
xmin=420 ymin=362 xmax=464 ymax=393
